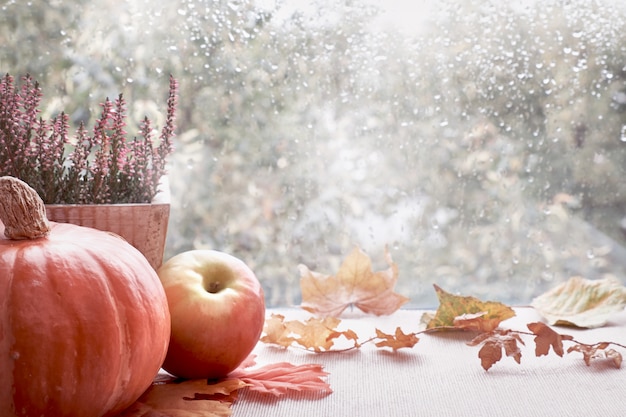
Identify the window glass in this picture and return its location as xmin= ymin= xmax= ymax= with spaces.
xmin=2 ymin=0 xmax=626 ymax=307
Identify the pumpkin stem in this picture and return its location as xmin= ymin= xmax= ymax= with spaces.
xmin=0 ymin=176 xmax=51 ymax=239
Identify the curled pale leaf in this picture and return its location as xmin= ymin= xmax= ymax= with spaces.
xmin=531 ymin=276 xmax=626 ymax=328
xmin=426 ymin=284 xmax=516 ymax=332
xmin=299 ymin=246 xmax=409 ymax=317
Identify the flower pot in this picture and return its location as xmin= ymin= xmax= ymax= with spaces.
xmin=45 ymin=180 xmax=170 ymax=270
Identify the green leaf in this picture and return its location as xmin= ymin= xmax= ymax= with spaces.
xmin=425 ymin=284 xmax=516 ymax=332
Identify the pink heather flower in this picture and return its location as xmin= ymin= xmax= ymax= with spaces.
xmin=0 ymin=73 xmax=177 ymax=204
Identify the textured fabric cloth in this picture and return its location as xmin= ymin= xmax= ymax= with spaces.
xmin=233 ymin=307 xmax=626 ymax=417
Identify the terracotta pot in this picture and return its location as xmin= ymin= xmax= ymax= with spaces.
xmin=45 ymin=181 xmax=170 ymax=270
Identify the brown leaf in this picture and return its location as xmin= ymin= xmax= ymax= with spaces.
xmin=118 ymin=377 xmax=246 ymax=417
xmin=477 ymin=339 xmax=503 ymax=371
xmin=468 ymin=330 xmax=525 ymax=371
xmin=299 ymin=246 xmax=409 ymax=317
xmin=426 ymin=284 xmax=516 ymax=331
xmin=527 ymin=322 xmax=573 ymax=357
xmin=228 ymin=362 xmax=332 ymax=396
xmin=567 ymin=343 xmax=623 ymax=368
xmin=374 ymin=327 xmax=420 ymax=351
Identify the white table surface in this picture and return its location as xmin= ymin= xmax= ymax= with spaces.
xmin=232 ymin=307 xmax=626 ymax=417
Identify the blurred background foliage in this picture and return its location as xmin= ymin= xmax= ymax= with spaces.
xmin=3 ymin=0 xmax=626 ymax=306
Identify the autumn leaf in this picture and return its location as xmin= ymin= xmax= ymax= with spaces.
xmin=261 ymin=315 xmax=421 ymax=352
xmin=260 ymin=313 xmax=297 ymax=348
xmin=605 ymin=349 xmax=623 ymax=368
xmin=426 ymin=284 xmax=516 ymax=332
xmin=467 ymin=330 xmax=525 ymax=371
xmin=531 ymin=276 xmax=626 ymax=328
xmin=527 ymin=322 xmax=573 ymax=357
xmin=286 ymin=316 xmax=347 ymax=351
xmin=118 ymin=376 xmax=246 ymax=417
xmin=228 ymin=361 xmax=332 ymax=396
xmin=567 ymin=343 xmax=623 ymax=368
xmin=453 ymin=311 xmax=502 ymax=332
xmin=299 ymin=246 xmax=409 ymax=317
xmin=262 ymin=314 xmax=359 ymax=351
xmin=374 ymin=327 xmax=420 ymax=351
xmin=326 ymin=328 xmax=361 ymax=349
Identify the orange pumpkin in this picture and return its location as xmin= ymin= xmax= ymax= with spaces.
xmin=0 ymin=177 xmax=171 ymax=417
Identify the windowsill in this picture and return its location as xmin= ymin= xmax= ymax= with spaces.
xmin=233 ymin=307 xmax=626 ymax=417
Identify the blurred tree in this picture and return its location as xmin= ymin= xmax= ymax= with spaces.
xmin=3 ymin=0 xmax=626 ymax=306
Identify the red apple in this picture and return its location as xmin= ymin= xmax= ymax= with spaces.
xmin=157 ymin=249 xmax=265 ymax=379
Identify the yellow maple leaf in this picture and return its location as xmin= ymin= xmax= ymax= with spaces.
xmin=261 ymin=314 xmax=360 ymax=352
xmin=260 ymin=313 xmax=297 ymax=348
xmin=426 ymin=284 xmax=515 ymax=332
xmin=286 ymin=316 xmax=344 ymax=352
xmin=299 ymin=246 xmax=409 ymax=317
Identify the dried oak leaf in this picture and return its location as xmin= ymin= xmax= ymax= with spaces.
xmin=117 ymin=376 xmax=246 ymax=417
xmin=228 ymin=361 xmax=332 ymax=396
xmin=425 ymin=284 xmax=516 ymax=332
xmin=527 ymin=322 xmax=573 ymax=357
xmin=374 ymin=327 xmax=420 ymax=352
xmin=567 ymin=343 xmax=623 ymax=368
xmin=467 ymin=330 xmax=525 ymax=371
xmin=262 ymin=314 xmax=359 ymax=351
xmin=299 ymin=246 xmax=409 ymax=317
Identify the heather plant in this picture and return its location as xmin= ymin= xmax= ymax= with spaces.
xmin=0 ymin=73 xmax=177 ymax=204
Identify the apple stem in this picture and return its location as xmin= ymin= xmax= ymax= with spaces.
xmin=206 ymin=281 xmax=222 ymax=294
